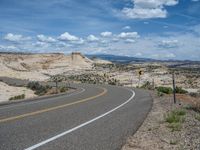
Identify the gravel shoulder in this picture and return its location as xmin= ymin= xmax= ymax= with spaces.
xmin=122 ymin=91 xmax=200 ymax=150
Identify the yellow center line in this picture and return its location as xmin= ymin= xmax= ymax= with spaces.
xmin=0 ymin=87 xmax=107 ymax=123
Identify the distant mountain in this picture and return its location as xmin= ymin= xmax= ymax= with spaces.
xmin=86 ymin=54 xmax=155 ymax=63
xmin=86 ymin=54 xmax=200 ymax=64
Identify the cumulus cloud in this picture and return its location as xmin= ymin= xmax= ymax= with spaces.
xmin=0 ymin=29 xmax=199 ymax=60
xmin=37 ymin=34 xmax=56 ymax=43
xmin=87 ymin=34 xmax=99 ymax=42
xmin=4 ymin=33 xmax=31 ymax=42
xmin=118 ymin=32 xmax=140 ymax=39
xmin=58 ymin=32 xmax=79 ymax=41
xmin=100 ymin=31 xmax=112 ymax=37
xmin=122 ymin=0 xmax=179 ymax=19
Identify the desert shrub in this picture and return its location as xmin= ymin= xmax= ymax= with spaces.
xmin=185 ymin=102 xmax=200 ymax=113
xmin=195 ymin=114 xmax=200 ymax=121
xmin=156 ymin=86 xmax=173 ymax=94
xmin=189 ymin=92 xmax=200 ymax=98
xmin=27 ymin=81 xmax=50 ymax=95
xmin=9 ymin=94 xmax=25 ymax=101
xmin=167 ymin=123 xmax=182 ymax=132
xmin=164 ymin=109 xmax=186 ymax=132
xmin=60 ymin=87 xmax=68 ymax=93
xmin=157 ymin=91 xmax=164 ymax=97
xmin=175 ymin=86 xmax=187 ymax=94
xmin=141 ymin=81 xmax=154 ymax=90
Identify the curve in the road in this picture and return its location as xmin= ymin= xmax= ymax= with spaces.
xmin=0 ymin=87 xmax=107 ymax=123
xmin=25 ymin=88 xmax=135 ymax=150
xmin=0 ymin=88 xmax=86 ymax=110
xmin=0 ymin=84 xmax=152 ymax=150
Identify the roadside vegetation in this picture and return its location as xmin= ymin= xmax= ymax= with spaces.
xmin=68 ymin=73 xmax=119 ymax=85
xmin=9 ymin=94 xmax=25 ymax=101
xmin=27 ymin=81 xmax=51 ymax=95
xmin=27 ymin=81 xmax=69 ymax=96
xmin=164 ymin=109 xmax=186 ymax=132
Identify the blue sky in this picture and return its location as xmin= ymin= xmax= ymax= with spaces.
xmin=0 ymin=0 xmax=200 ymax=60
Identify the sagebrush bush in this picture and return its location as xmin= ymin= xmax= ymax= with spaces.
xmin=141 ymin=81 xmax=154 ymax=90
xmin=164 ymin=109 xmax=186 ymax=132
xmin=9 ymin=94 xmax=25 ymax=101
xmin=60 ymin=87 xmax=68 ymax=93
xmin=175 ymin=86 xmax=187 ymax=94
xmin=27 ymin=81 xmax=51 ymax=95
xmin=156 ymin=86 xmax=173 ymax=94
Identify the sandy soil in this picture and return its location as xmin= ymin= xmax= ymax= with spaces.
xmin=122 ymin=92 xmax=200 ymax=150
xmin=0 ymin=82 xmax=36 ymax=102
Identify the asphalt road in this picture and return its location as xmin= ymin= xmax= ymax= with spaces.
xmin=0 ymin=83 xmax=152 ymax=150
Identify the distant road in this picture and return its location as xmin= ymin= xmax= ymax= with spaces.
xmin=0 ymin=82 xmax=152 ymax=150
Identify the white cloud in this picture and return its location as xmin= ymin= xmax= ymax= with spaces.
xmin=71 ymin=38 xmax=85 ymax=45
xmin=159 ymin=39 xmax=179 ymax=48
xmin=58 ymin=32 xmax=79 ymax=41
xmin=125 ymin=39 xmax=136 ymax=43
xmin=4 ymin=33 xmax=31 ymax=42
xmin=0 ymin=45 xmax=18 ymax=51
xmin=100 ymin=31 xmax=112 ymax=37
xmin=191 ymin=0 xmax=199 ymax=2
xmin=37 ymin=34 xmax=56 ymax=43
xmin=122 ymin=0 xmax=179 ymax=19
xmin=87 ymin=34 xmax=99 ymax=42
xmin=0 ymin=29 xmax=199 ymax=60
xmin=122 ymin=26 xmax=131 ymax=30
xmin=33 ymin=41 xmax=49 ymax=48
xmin=118 ymin=32 xmax=140 ymax=39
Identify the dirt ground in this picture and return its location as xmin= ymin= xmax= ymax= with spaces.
xmin=122 ymin=91 xmax=200 ymax=150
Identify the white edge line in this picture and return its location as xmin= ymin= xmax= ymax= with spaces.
xmin=0 ymin=88 xmax=86 ymax=110
xmin=24 ymin=88 xmax=135 ymax=150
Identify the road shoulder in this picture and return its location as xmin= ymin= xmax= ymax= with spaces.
xmin=122 ymin=91 xmax=200 ymax=150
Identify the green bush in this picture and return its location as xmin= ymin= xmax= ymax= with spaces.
xmin=175 ymin=109 xmax=186 ymax=116
xmin=156 ymin=86 xmax=173 ymax=94
xmin=27 ymin=81 xmax=50 ymax=95
xmin=167 ymin=123 xmax=182 ymax=132
xmin=60 ymin=87 xmax=68 ymax=93
xmin=164 ymin=109 xmax=186 ymax=132
xmin=9 ymin=94 xmax=25 ymax=101
xmin=175 ymin=86 xmax=187 ymax=94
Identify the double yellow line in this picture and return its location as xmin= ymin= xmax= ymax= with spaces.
xmin=0 ymin=87 xmax=107 ymax=123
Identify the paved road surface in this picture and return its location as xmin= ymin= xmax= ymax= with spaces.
xmin=0 ymin=83 xmax=152 ymax=150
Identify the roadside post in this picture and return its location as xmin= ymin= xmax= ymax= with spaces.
xmin=172 ymin=72 xmax=176 ymax=104
xmin=138 ymin=70 xmax=142 ymax=87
